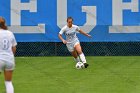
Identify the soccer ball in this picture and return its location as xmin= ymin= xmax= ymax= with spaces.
xmin=75 ymin=62 xmax=85 ymax=69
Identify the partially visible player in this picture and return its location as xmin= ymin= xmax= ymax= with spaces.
xmin=0 ymin=17 xmax=17 ymax=93
xmin=58 ymin=17 xmax=91 ymax=68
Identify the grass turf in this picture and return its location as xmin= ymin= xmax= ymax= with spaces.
xmin=0 ymin=56 xmax=140 ymax=93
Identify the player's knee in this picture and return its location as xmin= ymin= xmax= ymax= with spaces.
xmin=77 ymin=50 xmax=82 ymax=55
xmin=76 ymin=48 xmax=82 ymax=54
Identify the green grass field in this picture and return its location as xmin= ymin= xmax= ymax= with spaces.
xmin=0 ymin=56 xmax=140 ymax=93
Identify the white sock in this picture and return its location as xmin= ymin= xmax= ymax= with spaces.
xmin=79 ymin=53 xmax=87 ymax=63
xmin=5 ymin=81 xmax=14 ymax=93
xmin=74 ymin=57 xmax=80 ymax=62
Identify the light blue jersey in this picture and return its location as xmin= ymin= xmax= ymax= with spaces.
xmin=0 ymin=29 xmax=17 ymax=63
xmin=59 ymin=25 xmax=80 ymax=43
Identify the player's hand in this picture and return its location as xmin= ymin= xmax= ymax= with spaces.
xmin=62 ymin=40 xmax=67 ymax=44
xmin=87 ymin=34 xmax=92 ymax=38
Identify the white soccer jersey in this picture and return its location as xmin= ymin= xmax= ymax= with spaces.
xmin=0 ymin=29 xmax=17 ymax=63
xmin=59 ymin=25 xmax=80 ymax=43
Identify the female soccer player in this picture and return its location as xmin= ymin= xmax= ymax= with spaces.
xmin=0 ymin=17 xmax=17 ymax=93
xmin=58 ymin=17 xmax=91 ymax=68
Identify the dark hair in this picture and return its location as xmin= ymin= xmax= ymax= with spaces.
xmin=67 ymin=17 xmax=73 ymax=22
xmin=0 ymin=17 xmax=8 ymax=30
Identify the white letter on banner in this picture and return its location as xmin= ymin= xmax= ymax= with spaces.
xmin=109 ymin=0 xmax=139 ymax=33
xmin=10 ymin=0 xmax=45 ymax=33
xmin=57 ymin=0 xmax=97 ymax=33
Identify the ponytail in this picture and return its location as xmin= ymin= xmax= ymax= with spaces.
xmin=0 ymin=17 xmax=8 ymax=30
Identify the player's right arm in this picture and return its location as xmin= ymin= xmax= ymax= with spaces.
xmin=58 ymin=26 xmax=67 ymax=44
xmin=58 ymin=34 xmax=67 ymax=44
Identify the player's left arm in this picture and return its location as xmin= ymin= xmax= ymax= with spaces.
xmin=78 ymin=29 xmax=92 ymax=38
xmin=12 ymin=46 xmax=16 ymax=55
xmin=11 ymin=33 xmax=17 ymax=55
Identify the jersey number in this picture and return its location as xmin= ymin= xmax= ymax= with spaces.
xmin=2 ymin=39 xmax=9 ymax=50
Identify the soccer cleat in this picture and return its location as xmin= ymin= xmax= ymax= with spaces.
xmin=84 ymin=63 xmax=89 ymax=68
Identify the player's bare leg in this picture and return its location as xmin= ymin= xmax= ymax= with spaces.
xmin=71 ymin=50 xmax=80 ymax=62
xmin=75 ymin=44 xmax=89 ymax=68
xmin=4 ymin=70 xmax=14 ymax=93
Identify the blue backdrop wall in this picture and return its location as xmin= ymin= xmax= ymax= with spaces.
xmin=0 ymin=0 xmax=140 ymax=42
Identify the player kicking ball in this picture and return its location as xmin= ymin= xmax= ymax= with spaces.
xmin=58 ymin=17 xmax=91 ymax=68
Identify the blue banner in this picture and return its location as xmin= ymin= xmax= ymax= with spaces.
xmin=0 ymin=0 xmax=140 ymax=42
